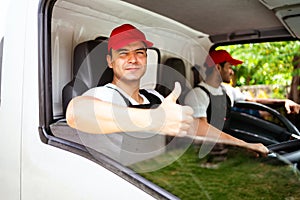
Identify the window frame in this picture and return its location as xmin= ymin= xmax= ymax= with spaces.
xmin=37 ymin=0 xmax=176 ymax=199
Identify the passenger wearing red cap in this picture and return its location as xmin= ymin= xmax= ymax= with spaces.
xmin=203 ymin=50 xmax=300 ymax=115
xmin=207 ymin=50 xmax=300 ymax=115
xmin=185 ymin=49 xmax=244 ymax=127
xmin=185 ymin=50 xmax=268 ymax=167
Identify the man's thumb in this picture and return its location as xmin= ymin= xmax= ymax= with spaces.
xmin=165 ymin=82 xmax=181 ymax=103
xmin=285 ymin=105 xmax=291 ymax=114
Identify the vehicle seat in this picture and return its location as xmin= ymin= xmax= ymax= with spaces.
xmin=155 ymin=57 xmax=191 ymax=104
xmin=62 ymin=37 xmax=113 ymax=116
xmin=191 ymin=64 xmax=205 ymax=87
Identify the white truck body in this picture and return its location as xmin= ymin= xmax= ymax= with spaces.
xmin=1 ymin=0 xmax=299 ymax=199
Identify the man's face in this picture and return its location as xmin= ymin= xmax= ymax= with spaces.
xmin=107 ymin=41 xmax=147 ymax=83
xmin=219 ymin=62 xmax=234 ymax=83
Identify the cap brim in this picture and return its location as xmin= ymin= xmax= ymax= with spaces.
xmin=229 ymin=58 xmax=243 ymax=66
xmin=144 ymin=40 xmax=153 ymax=48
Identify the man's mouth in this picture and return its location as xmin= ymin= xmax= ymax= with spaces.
xmin=125 ymin=66 xmax=141 ymax=71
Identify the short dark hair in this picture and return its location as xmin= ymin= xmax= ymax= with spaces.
xmin=108 ymin=48 xmax=112 ymax=57
xmin=219 ymin=61 xmax=226 ymax=68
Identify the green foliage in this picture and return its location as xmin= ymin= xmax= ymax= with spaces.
xmin=218 ymin=41 xmax=300 ymax=87
xmin=133 ymin=146 xmax=300 ymax=200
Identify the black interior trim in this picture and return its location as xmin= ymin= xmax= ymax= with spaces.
xmin=268 ymin=139 xmax=300 ymax=153
xmin=234 ymin=101 xmax=300 ymax=136
xmin=38 ymin=0 xmax=57 ymax=140
xmin=230 ymin=128 xmax=280 ymax=145
xmin=149 ymin=47 xmax=161 ymax=64
xmin=210 ymin=27 xmax=292 ymax=44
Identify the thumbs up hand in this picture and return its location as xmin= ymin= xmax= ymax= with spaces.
xmin=164 ymin=81 xmax=182 ymax=103
xmin=153 ymin=82 xmax=194 ymax=136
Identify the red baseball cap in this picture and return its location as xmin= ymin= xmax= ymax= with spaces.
xmin=205 ymin=50 xmax=243 ymax=67
xmin=108 ymin=24 xmax=153 ymax=51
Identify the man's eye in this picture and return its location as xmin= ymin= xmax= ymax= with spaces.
xmin=136 ymin=50 xmax=146 ymax=55
xmin=119 ymin=51 xmax=128 ymax=55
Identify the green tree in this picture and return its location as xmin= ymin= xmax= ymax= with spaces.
xmin=219 ymin=41 xmax=300 ymax=98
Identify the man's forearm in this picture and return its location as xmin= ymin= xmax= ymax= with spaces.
xmin=250 ymin=98 xmax=285 ymax=105
xmin=66 ymin=93 xmax=194 ymax=136
xmin=190 ymin=118 xmax=268 ymax=155
xmin=66 ymin=96 xmax=155 ymax=134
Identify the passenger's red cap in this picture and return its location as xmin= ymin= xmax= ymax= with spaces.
xmin=205 ymin=50 xmax=243 ymax=67
xmin=108 ymin=24 xmax=153 ymax=51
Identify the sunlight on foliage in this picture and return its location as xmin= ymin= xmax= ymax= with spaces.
xmin=218 ymin=41 xmax=300 ymax=98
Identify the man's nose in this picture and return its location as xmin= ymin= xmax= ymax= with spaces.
xmin=128 ymin=52 xmax=137 ymax=63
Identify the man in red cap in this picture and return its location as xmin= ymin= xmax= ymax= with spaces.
xmin=215 ymin=50 xmax=300 ymax=115
xmin=185 ymin=49 xmax=268 ymax=167
xmin=67 ymin=24 xmax=194 ymax=136
xmin=185 ymin=49 xmax=246 ymax=132
xmin=186 ymin=49 xmax=299 ymax=132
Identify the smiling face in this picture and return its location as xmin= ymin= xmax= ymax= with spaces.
xmin=107 ymin=41 xmax=147 ymax=85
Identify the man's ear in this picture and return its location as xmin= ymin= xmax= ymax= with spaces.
xmin=216 ymin=64 xmax=222 ymax=72
xmin=106 ymin=55 xmax=113 ymax=69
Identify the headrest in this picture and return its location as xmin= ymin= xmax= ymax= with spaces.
xmin=164 ymin=57 xmax=186 ymax=77
xmin=73 ymin=37 xmax=111 ymax=89
xmin=156 ymin=57 xmax=190 ymax=104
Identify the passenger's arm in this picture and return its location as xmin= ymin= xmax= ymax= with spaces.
xmin=66 ymin=82 xmax=194 ymax=136
xmin=247 ymin=98 xmax=300 ymax=114
xmin=188 ymin=117 xmax=269 ymax=155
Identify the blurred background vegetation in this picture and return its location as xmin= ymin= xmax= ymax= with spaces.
xmin=218 ymin=41 xmax=300 ymax=99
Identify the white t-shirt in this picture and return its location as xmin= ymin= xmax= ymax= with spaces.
xmin=184 ymin=82 xmax=225 ymax=118
xmin=83 ymin=83 xmax=164 ymax=106
xmin=81 ymin=83 xmax=164 ymax=161
xmin=185 ymin=82 xmax=252 ymax=119
xmin=221 ymin=83 xmax=248 ymax=103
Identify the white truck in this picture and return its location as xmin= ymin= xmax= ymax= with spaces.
xmin=1 ymin=0 xmax=300 ymax=199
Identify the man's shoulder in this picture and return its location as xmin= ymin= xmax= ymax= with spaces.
xmin=185 ymin=83 xmax=210 ymax=104
xmin=192 ymin=82 xmax=212 ymax=95
xmin=82 ymin=84 xmax=111 ymax=96
xmin=221 ymin=83 xmax=247 ymax=101
xmin=82 ymin=84 xmax=128 ymax=105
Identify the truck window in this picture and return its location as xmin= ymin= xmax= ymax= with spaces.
xmin=41 ymin=1 xmax=179 ymax=199
xmin=39 ymin=1 xmax=300 ymax=199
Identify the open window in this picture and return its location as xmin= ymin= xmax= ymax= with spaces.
xmin=39 ymin=1 xmax=185 ymax=199
xmin=214 ymin=41 xmax=300 ymax=145
xmin=38 ymin=0 xmax=300 ymax=199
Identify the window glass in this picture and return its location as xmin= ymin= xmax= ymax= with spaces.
xmin=140 ymin=48 xmax=159 ymax=89
xmin=218 ymin=41 xmax=300 ymax=130
xmin=47 ymin=1 xmax=300 ymax=199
